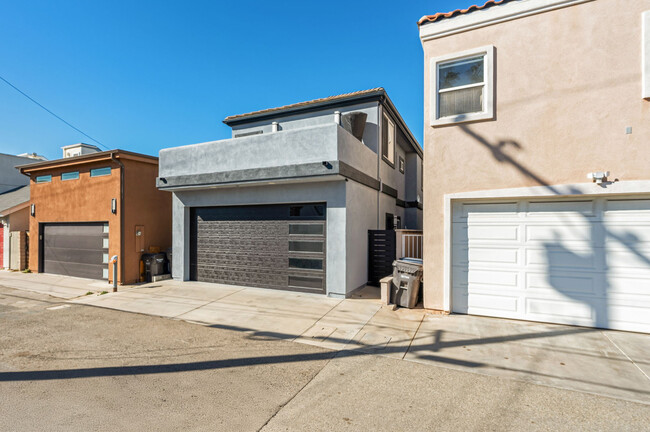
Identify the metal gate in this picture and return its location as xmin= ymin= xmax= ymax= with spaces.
xmin=368 ymin=230 xmax=396 ymax=286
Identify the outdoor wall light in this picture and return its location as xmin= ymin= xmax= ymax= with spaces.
xmin=111 ymin=198 xmax=117 ymax=214
xmin=30 ymin=204 xmax=35 ymax=217
xmin=587 ymin=171 xmax=609 ymax=185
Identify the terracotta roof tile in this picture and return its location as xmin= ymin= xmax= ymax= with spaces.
xmin=418 ymin=0 xmax=515 ymax=26
xmin=223 ymin=88 xmax=385 ymax=123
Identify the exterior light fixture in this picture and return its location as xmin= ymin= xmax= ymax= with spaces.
xmin=111 ymin=198 xmax=117 ymax=214
xmin=30 ymin=204 xmax=35 ymax=216
xmin=587 ymin=171 xmax=609 ymax=185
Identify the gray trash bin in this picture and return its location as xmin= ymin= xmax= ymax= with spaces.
xmin=391 ymin=259 xmax=423 ymax=309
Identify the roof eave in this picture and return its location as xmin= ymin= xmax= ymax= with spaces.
xmin=17 ymin=149 xmax=159 ymax=174
xmin=223 ymin=90 xmax=386 ymax=126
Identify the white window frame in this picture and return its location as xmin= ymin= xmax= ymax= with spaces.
xmin=430 ymin=45 xmax=495 ymax=127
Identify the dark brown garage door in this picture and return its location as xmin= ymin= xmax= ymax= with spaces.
xmin=190 ymin=203 xmax=326 ymax=293
xmin=41 ymin=223 xmax=109 ymax=280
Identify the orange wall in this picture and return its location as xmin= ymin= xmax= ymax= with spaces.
xmin=27 ymin=155 xmax=172 ymax=284
xmin=421 ymin=0 xmax=650 ymax=309
xmin=28 ymin=160 xmax=121 ymax=282
xmin=122 ymin=159 xmax=172 ymax=284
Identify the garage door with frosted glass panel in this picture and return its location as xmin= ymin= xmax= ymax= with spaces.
xmin=42 ymin=222 xmax=109 ymax=279
xmin=190 ymin=203 xmax=326 ymax=293
xmin=452 ymin=198 xmax=650 ymax=333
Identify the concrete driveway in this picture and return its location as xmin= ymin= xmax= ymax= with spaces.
xmin=2 ymin=271 xmax=649 ymax=404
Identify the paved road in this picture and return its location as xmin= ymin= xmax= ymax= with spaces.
xmin=1 ymin=285 xmax=648 ymax=431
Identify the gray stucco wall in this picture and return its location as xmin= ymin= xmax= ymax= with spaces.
xmin=231 ymin=101 xmax=381 ymax=154
xmin=345 ymin=180 xmax=379 ymax=291
xmin=170 ymin=180 xmax=349 ymax=297
xmin=0 ymin=154 xmax=32 ymax=194
xmin=159 ymin=123 xmax=377 ymax=186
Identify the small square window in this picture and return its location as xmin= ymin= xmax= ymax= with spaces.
xmin=35 ymin=175 xmax=51 ymax=183
xmin=90 ymin=167 xmax=111 ymax=177
xmin=61 ymin=171 xmax=79 ymax=181
xmin=398 ymin=157 xmax=405 ymax=174
xmin=430 ymin=45 xmax=495 ymax=126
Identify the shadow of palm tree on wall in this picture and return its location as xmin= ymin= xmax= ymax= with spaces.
xmin=458 ymin=124 xmax=650 ymax=331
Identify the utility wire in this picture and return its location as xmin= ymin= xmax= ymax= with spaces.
xmin=0 ymin=74 xmax=109 ymax=150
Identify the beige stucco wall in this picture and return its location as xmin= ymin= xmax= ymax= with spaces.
xmin=421 ymin=0 xmax=650 ymax=309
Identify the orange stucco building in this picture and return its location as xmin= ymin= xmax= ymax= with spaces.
xmin=18 ymin=150 xmax=171 ymax=285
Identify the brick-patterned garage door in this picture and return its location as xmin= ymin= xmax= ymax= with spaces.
xmin=190 ymin=203 xmax=326 ymax=294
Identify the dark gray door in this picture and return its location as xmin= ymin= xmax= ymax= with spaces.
xmin=42 ymin=223 xmax=108 ymax=280
xmin=190 ymin=203 xmax=326 ymax=293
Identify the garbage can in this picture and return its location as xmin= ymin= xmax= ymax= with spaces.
xmin=141 ymin=253 xmax=167 ymax=282
xmin=391 ymin=259 xmax=423 ymax=309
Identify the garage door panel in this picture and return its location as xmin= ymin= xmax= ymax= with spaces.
xmin=607 ymin=275 xmax=650 ymax=297
xmin=468 ymin=225 xmax=518 ymax=241
xmin=43 ymin=260 xmax=106 ymax=280
xmin=525 ymin=297 xmax=594 ymax=321
xmin=527 ymin=200 xmax=595 ymax=217
xmin=468 ymin=247 xmax=519 ymax=265
xmin=468 ymin=293 xmax=519 ymax=314
xmin=461 ymin=202 xmax=518 ymax=219
xmin=605 ymin=225 xmax=650 ymax=245
xmin=525 ymin=247 xmax=597 ymax=269
xmin=452 ymin=197 xmax=650 ymax=333
xmin=606 ymin=249 xmax=650 ymax=272
xmin=525 ymin=224 xmax=592 ymax=243
xmin=43 ymin=247 xmax=105 ymax=266
xmin=604 ymin=199 xmax=650 ymax=215
xmin=468 ymin=269 xmax=518 ymax=287
xmin=526 ymin=272 xmax=597 ymax=295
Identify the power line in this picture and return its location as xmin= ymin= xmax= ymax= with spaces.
xmin=0 ymin=74 xmax=109 ymax=150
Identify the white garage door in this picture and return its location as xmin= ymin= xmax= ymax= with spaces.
xmin=452 ymin=198 xmax=650 ymax=333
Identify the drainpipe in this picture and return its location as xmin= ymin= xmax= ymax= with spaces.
xmin=271 ymin=121 xmax=279 ymax=132
xmin=110 ymin=152 xmax=125 ymax=289
xmin=334 ymin=111 xmax=341 ymax=125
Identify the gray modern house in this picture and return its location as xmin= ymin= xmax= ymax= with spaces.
xmin=157 ymin=88 xmax=423 ymax=298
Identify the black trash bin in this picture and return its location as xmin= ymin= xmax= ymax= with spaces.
xmin=142 ymin=253 xmax=167 ymax=282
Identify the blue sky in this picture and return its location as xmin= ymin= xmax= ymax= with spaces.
xmin=0 ymin=0 xmax=472 ymax=160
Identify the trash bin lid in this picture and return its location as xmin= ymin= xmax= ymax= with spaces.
xmin=399 ymin=257 xmax=423 ymax=265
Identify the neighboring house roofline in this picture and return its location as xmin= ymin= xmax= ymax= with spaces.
xmin=223 ymin=88 xmax=423 ymax=158
xmin=0 ymin=185 xmax=29 ymax=217
xmin=0 ymin=201 xmax=29 ymax=217
xmin=17 ymin=149 xmax=158 ymax=174
xmin=418 ymin=0 xmax=593 ymax=41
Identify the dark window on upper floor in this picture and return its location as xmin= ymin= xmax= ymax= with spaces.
xmin=381 ymin=113 xmax=395 ymax=167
